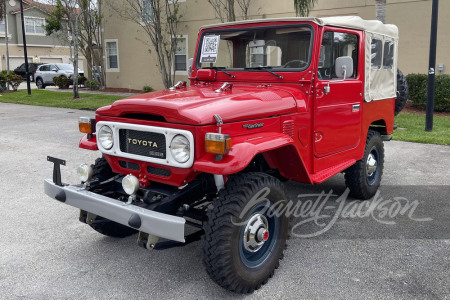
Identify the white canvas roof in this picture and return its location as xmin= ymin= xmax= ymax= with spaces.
xmin=200 ymin=16 xmax=399 ymax=102
xmin=199 ymin=16 xmax=398 ymax=38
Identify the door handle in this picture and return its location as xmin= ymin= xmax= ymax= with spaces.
xmin=352 ymin=104 xmax=360 ymax=112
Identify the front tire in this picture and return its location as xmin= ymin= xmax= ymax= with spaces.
xmin=202 ymin=173 xmax=289 ymax=293
xmin=87 ymin=157 xmax=137 ymax=238
xmin=345 ymin=130 xmax=384 ymax=199
xmin=36 ymin=78 xmax=45 ymax=89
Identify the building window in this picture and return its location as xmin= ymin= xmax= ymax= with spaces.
xmin=24 ymin=17 xmax=45 ymax=35
xmin=0 ymin=19 xmax=5 ymax=33
xmin=105 ymin=39 xmax=119 ymax=71
xmin=141 ymin=0 xmax=154 ymax=23
xmin=174 ymin=35 xmax=187 ymax=72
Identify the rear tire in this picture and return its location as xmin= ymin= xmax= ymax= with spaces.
xmin=87 ymin=157 xmax=137 ymax=238
xmin=395 ymin=69 xmax=409 ymax=115
xmin=345 ymin=131 xmax=384 ymax=200
xmin=202 ymin=173 xmax=289 ymax=293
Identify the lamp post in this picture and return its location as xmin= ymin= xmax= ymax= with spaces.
xmin=425 ymin=0 xmax=439 ymax=131
xmin=19 ymin=0 xmax=31 ymax=95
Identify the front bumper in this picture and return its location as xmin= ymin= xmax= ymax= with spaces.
xmin=44 ymin=179 xmax=186 ymax=242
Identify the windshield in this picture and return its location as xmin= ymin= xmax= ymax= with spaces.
xmin=196 ymin=25 xmax=313 ymax=71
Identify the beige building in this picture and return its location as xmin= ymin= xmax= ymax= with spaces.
xmin=0 ymin=0 xmax=85 ymax=77
xmin=102 ymin=0 xmax=450 ymax=91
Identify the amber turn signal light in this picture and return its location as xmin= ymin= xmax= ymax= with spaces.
xmin=205 ymin=133 xmax=231 ymax=155
xmin=78 ymin=117 xmax=96 ymax=134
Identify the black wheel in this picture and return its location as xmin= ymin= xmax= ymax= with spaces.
xmin=395 ymin=69 xmax=409 ymax=115
xmin=202 ymin=173 xmax=289 ymax=293
xmin=345 ymin=131 xmax=384 ymax=199
xmin=36 ymin=78 xmax=45 ymax=89
xmin=87 ymin=157 xmax=137 ymax=238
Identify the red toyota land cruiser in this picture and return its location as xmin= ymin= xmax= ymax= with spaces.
xmin=45 ymin=16 xmax=408 ymax=293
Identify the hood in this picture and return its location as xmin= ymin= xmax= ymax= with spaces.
xmin=96 ymin=85 xmax=298 ymax=125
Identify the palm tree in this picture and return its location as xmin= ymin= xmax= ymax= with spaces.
xmin=375 ymin=0 xmax=386 ymax=23
xmin=294 ymin=0 xmax=317 ymax=17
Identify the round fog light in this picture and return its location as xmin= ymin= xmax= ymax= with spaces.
xmin=122 ymin=174 xmax=139 ymax=195
xmin=77 ymin=164 xmax=93 ymax=182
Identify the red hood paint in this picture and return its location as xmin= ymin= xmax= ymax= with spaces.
xmin=96 ymin=85 xmax=299 ymax=125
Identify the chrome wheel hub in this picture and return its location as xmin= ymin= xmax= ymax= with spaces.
xmin=366 ymin=153 xmax=378 ymax=176
xmin=243 ymin=214 xmax=269 ymax=253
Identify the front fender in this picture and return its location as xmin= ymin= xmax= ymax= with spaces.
xmin=193 ymin=132 xmax=293 ymax=175
xmin=79 ymin=134 xmax=98 ymax=150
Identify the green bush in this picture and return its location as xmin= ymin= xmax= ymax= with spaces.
xmin=53 ymin=76 xmax=73 ymax=89
xmin=143 ymin=85 xmax=154 ymax=93
xmin=406 ymin=73 xmax=450 ymax=112
xmin=0 ymin=71 xmax=7 ymax=90
xmin=78 ymin=76 xmax=87 ymax=86
xmin=85 ymin=80 xmax=100 ymax=90
xmin=6 ymin=74 xmax=24 ymax=91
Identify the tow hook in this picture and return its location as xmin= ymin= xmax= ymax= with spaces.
xmin=137 ymin=231 xmax=160 ymax=250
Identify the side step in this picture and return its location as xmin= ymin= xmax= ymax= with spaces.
xmin=310 ymin=159 xmax=356 ymax=184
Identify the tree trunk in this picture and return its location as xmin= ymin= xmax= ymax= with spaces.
xmin=73 ymin=17 xmax=79 ymax=98
xmin=375 ymin=0 xmax=386 ymax=24
xmin=4 ymin=1 xmax=10 ymax=90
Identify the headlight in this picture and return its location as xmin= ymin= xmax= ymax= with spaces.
xmin=77 ymin=164 xmax=93 ymax=182
xmin=170 ymin=135 xmax=190 ymax=163
xmin=122 ymin=174 xmax=140 ymax=195
xmin=98 ymin=125 xmax=113 ymax=150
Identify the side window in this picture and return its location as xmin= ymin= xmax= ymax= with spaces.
xmin=371 ymin=39 xmax=383 ymax=69
xmin=383 ymin=41 xmax=394 ymax=69
xmin=319 ymin=31 xmax=358 ymax=79
xmin=40 ymin=65 xmax=49 ymax=71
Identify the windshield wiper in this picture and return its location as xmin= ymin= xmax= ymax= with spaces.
xmin=203 ymin=67 xmax=235 ymax=78
xmin=244 ymin=66 xmax=283 ymax=79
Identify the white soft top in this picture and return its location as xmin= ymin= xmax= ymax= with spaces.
xmin=199 ymin=16 xmax=398 ymax=38
xmin=200 ymin=16 xmax=399 ymax=102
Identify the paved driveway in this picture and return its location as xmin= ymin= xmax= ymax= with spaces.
xmin=0 ymin=103 xmax=449 ymax=299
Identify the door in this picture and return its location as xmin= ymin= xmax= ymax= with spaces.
xmin=44 ymin=64 xmax=57 ymax=83
xmin=314 ymin=29 xmax=363 ymax=158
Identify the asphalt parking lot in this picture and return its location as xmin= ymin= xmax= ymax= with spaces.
xmin=1 ymin=103 xmax=449 ymax=299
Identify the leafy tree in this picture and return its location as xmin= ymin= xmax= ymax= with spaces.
xmin=294 ymin=0 xmax=317 ymax=17
xmin=45 ymin=0 xmax=105 ymax=89
xmin=44 ymin=0 xmax=81 ymax=98
xmin=107 ymin=0 xmax=183 ymax=89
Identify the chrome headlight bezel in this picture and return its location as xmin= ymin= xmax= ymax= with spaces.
xmin=98 ymin=125 xmax=114 ymax=150
xmin=170 ymin=134 xmax=190 ymax=163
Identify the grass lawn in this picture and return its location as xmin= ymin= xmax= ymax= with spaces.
xmin=393 ymin=113 xmax=450 ymax=146
xmin=0 ymin=90 xmax=123 ymax=110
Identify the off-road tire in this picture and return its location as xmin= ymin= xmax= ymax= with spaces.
xmin=395 ymin=69 xmax=409 ymax=115
xmin=87 ymin=157 xmax=137 ymax=238
xmin=345 ymin=131 xmax=384 ymax=199
xmin=202 ymin=173 xmax=289 ymax=293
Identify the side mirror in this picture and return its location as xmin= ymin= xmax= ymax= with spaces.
xmin=335 ymin=56 xmax=353 ymax=79
xmin=324 ymin=56 xmax=354 ymax=95
xmin=51 ymin=68 xmax=58 ymax=72
xmin=188 ymin=58 xmax=194 ymax=75
xmin=249 ymin=40 xmax=265 ymax=48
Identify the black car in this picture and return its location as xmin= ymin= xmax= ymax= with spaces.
xmin=14 ymin=63 xmax=43 ymax=82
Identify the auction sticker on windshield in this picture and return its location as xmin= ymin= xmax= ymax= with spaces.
xmin=200 ymin=35 xmax=220 ymax=63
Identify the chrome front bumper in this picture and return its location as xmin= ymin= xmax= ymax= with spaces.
xmin=44 ymin=179 xmax=186 ymax=242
